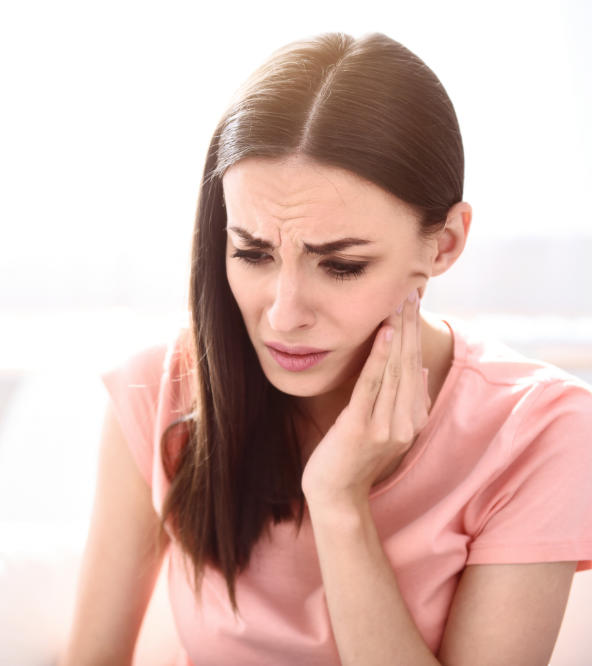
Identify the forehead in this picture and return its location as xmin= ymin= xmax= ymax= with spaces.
xmin=221 ymin=155 xmax=418 ymax=241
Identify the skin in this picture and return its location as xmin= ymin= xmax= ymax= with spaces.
xmin=223 ymin=154 xmax=577 ymax=665
xmin=224 ymin=153 xmax=469 ymax=477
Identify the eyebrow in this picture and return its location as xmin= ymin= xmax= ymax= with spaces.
xmin=227 ymin=226 xmax=374 ymax=256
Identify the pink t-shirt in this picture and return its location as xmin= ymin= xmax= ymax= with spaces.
xmin=101 ymin=316 xmax=592 ymax=665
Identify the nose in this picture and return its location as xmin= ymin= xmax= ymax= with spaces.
xmin=266 ymin=267 xmax=316 ymax=333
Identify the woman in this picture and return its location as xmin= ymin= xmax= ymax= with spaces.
xmin=61 ymin=32 xmax=592 ymax=665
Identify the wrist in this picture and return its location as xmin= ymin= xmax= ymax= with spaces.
xmin=305 ymin=490 xmax=371 ymax=527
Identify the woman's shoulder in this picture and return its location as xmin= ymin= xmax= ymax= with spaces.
xmin=100 ymin=323 xmax=195 ymax=421
xmin=160 ymin=326 xmax=197 ymax=416
xmin=99 ymin=323 xmax=196 ymax=496
xmin=102 ymin=322 xmax=192 ymax=378
xmin=437 ymin=315 xmax=592 ymax=447
xmin=446 ymin=315 xmax=591 ymax=393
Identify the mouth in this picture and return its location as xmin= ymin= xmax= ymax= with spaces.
xmin=264 ymin=342 xmax=329 ymax=372
xmin=266 ymin=342 xmax=327 ymax=355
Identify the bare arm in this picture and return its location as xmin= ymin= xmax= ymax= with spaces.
xmin=308 ymin=497 xmax=576 ymax=665
xmin=308 ymin=498 xmax=438 ymax=665
xmin=438 ymin=560 xmax=577 ymax=665
xmin=58 ymin=401 xmax=170 ymax=666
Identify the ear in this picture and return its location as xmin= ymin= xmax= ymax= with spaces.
xmin=429 ymin=202 xmax=472 ymax=278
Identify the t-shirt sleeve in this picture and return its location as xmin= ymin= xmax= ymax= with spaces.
xmin=466 ymin=378 xmax=592 ymax=571
xmin=100 ymin=344 xmax=169 ymax=488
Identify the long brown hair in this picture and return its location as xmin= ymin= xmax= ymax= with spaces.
xmin=157 ymin=31 xmax=464 ymax=613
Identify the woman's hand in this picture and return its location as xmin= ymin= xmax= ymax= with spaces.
xmin=301 ymin=288 xmax=431 ymax=509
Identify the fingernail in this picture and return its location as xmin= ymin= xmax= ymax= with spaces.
xmin=407 ymin=289 xmax=418 ymax=303
xmin=384 ymin=326 xmax=394 ymax=342
xmin=396 ymin=302 xmax=404 ymax=314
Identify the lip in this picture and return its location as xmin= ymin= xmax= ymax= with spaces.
xmin=264 ymin=342 xmax=329 ymax=372
xmin=265 ymin=342 xmax=328 ymax=354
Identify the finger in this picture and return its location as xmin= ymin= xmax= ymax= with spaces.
xmin=389 ymin=292 xmax=421 ymax=439
xmin=348 ymin=324 xmax=394 ymax=419
xmin=413 ymin=299 xmax=431 ymax=420
xmin=422 ymin=367 xmax=432 ymax=412
xmin=371 ymin=298 xmax=404 ymax=424
xmin=416 ymin=298 xmax=432 ymax=413
xmin=408 ymin=302 xmax=431 ymax=429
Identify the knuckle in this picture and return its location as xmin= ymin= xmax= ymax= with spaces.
xmin=394 ymin=422 xmax=415 ymax=443
xmin=371 ymin=424 xmax=391 ymax=444
xmin=387 ymin=361 xmax=402 ymax=382
xmin=417 ymin=412 xmax=429 ymax=430
xmin=335 ymin=409 xmax=349 ymax=426
xmin=402 ymin=353 xmax=418 ymax=372
xmin=364 ymin=375 xmax=382 ymax=395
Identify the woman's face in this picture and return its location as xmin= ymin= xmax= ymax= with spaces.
xmin=223 ymin=155 xmax=433 ymax=400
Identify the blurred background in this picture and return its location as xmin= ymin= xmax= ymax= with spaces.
xmin=1 ymin=0 xmax=591 ymax=663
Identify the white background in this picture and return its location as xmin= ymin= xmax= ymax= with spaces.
xmin=1 ymin=0 xmax=591 ymax=324
xmin=1 ymin=2 xmax=591 ymax=664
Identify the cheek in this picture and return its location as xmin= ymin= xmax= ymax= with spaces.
xmin=226 ymin=262 xmax=263 ymax=329
xmin=372 ymin=275 xmax=410 ymax=307
xmin=339 ymin=283 xmax=405 ymax=332
xmin=333 ymin=305 xmax=383 ymax=353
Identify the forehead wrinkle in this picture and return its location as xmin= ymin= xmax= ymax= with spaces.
xmin=239 ymin=171 xmax=353 ymax=224
xmin=227 ymin=223 xmax=375 ymax=258
xmin=224 ymin=186 xmax=323 ymax=246
xmin=229 ymin=170 xmax=327 ymax=220
xmin=223 ymin=158 xmax=382 ymax=250
xmin=272 ymin=214 xmax=353 ymax=252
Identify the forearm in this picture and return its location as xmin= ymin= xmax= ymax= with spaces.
xmin=307 ymin=497 xmax=440 ymax=666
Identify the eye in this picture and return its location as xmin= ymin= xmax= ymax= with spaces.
xmin=230 ymin=249 xmax=368 ymax=282
xmin=230 ymin=249 xmax=271 ymax=265
xmin=322 ymin=260 xmax=368 ymax=281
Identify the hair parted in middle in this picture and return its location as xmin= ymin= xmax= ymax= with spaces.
xmin=157 ymin=31 xmax=465 ymax=614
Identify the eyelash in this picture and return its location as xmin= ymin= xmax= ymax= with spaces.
xmin=230 ymin=250 xmax=368 ymax=281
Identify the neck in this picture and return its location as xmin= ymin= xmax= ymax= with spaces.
xmin=297 ymin=377 xmax=354 ymax=431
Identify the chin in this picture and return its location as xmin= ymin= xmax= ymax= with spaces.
xmin=259 ymin=352 xmax=360 ymax=400
xmin=263 ymin=368 xmax=336 ymax=398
